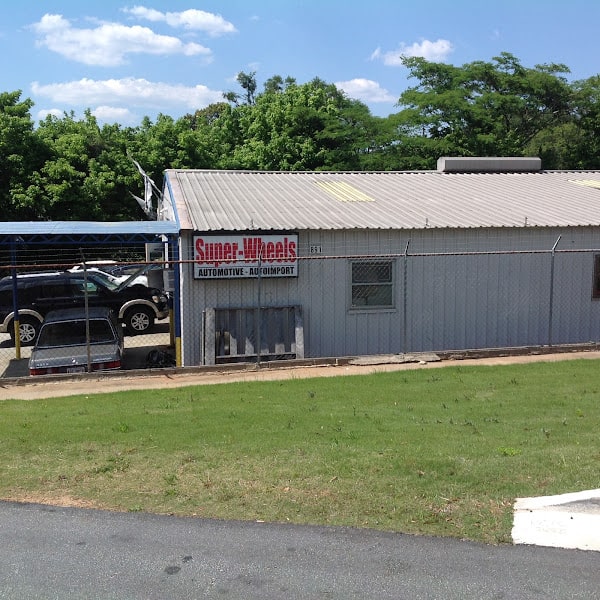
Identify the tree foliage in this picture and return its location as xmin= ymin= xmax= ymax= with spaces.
xmin=219 ymin=77 xmax=383 ymax=170
xmin=0 ymin=53 xmax=599 ymax=222
xmin=0 ymin=91 xmax=49 ymax=219
xmin=395 ymin=52 xmax=574 ymax=167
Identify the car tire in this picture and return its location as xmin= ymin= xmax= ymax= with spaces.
xmin=9 ymin=316 xmax=40 ymax=346
xmin=124 ymin=306 xmax=154 ymax=335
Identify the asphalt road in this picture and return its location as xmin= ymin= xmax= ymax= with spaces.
xmin=1 ymin=501 xmax=599 ymax=600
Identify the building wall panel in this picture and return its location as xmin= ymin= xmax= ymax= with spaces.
xmin=178 ymin=228 xmax=600 ymax=366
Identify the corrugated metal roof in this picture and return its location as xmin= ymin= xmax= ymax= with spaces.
xmin=164 ymin=169 xmax=600 ymax=232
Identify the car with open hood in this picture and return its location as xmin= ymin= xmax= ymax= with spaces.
xmin=0 ymin=270 xmax=169 ymax=345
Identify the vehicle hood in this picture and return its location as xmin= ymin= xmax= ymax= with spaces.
xmin=114 ymin=278 xmax=164 ymax=298
xmin=115 ymin=264 xmax=153 ymax=290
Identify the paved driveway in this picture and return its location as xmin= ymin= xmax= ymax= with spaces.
xmin=1 ymin=501 xmax=599 ymax=600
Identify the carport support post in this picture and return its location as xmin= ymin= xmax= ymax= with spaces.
xmin=548 ymin=235 xmax=561 ymax=347
xmin=162 ymin=234 xmax=181 ymax=366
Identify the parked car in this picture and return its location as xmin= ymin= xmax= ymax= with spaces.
xmin=0 ymin=270 xmax=169 ymax=345
xmin=29 ymin=307 xmax=124 ymax=376
xmin=68 ymin=261 xmax=149 ymax=286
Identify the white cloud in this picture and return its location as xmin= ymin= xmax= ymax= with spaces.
xmin=336 ymin=78 xmax=396 ymax=103
xmin=37 ymin=108 xmax=65 ymax=121
xmin=31 ymin=77 xmax=224 ymax=111
xmin=31 ymin=13 xmax=212 ymax=66
xmin=38 ymin=105 xmax=137 ymax=125
xmin=123 ymin=6 xmax=237 ymax=36
xmin=91 ymin=106 xmax=136 ymax=122
xmin=371 ymin=39 xmax=454 ymax=66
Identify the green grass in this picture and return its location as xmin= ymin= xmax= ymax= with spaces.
xmin=1 ymin=359 xmax=599 ymax=544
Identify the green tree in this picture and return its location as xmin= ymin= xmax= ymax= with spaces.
xmin=22 ymin=111 xmax=142 ymax=221
xmin=263 ymin=75 xmax=296 ymax=94
xmin=219 ymin=76 xmax=384 ymax=171
xmin=224 ymin=71 xmax=258 ymax=106
xmin=0 ymin=91 xmax=48 ymax=220
xmin=395 ymin=52 xmax=573 ymax=163
xmin=178 ymin=102 xmax=233 ymax=169
xmin=563 ymin=75 xmax=600 ymax=169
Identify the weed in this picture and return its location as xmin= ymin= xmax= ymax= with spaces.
xmin=498 ymin=447 xmax=522 ymax=457
xmin=164 ymin=473 xmax=178 ymax=486
xmin=93 ymin=454 xmax=130 ymax=474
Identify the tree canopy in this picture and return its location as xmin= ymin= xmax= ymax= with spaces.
xmin=393 ymin=52 xmax=574 ymax=166
xmin=1 ymin=53 xmax=599 ymax=222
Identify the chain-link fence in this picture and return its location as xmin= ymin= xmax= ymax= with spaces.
xmin=0 ymin=246 xmax=174 ymax=378
xmin=2 ymin=241 xmax=600 ymax=378
xmin=178 ymin=240 xmax=600 ymax=368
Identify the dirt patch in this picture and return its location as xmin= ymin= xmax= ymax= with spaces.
xmin=2 ymin=350 xmax=600 ymax=401
xmin=4 ymin=493 xmax=103 ymax=510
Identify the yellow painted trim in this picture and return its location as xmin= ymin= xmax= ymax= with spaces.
xmin=316 ymin=180 xmax=375 ymax=202
xmin=175 ymin=336 xmax=182 ymax=367
xmin=568 ymin=179 xmax=600 ymax=189
xmin=14 ymin=318 xmax=21 ymax=360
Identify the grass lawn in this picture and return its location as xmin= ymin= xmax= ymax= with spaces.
xmin=1 ymin=359 xmax=599 ymax=544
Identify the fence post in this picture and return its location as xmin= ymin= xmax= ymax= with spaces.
xmin=78 ymin=248 xmax=92 ymax=373
xmin=256 ymin=249 xmax=262 ymax=365
xmin=403 ymin=240 xmax=411 ymax=353
xmin=548 ymin=235 xmax=561 ymax=346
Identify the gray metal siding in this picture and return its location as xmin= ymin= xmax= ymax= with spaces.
xmin=552 ymin=252 xmax=600 ymax=344
xmin=178 ymin=228 xmax=600 ymax=365
xmin=404 ymin=252 xmax=551 ymax=352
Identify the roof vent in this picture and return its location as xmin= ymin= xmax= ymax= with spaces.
xmin=437 ymin=157 xmax=542 ymax=173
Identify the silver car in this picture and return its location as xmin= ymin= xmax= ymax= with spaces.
xmin=29 ymin=307 xmax=124 ymax=376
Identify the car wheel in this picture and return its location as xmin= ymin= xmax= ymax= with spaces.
xmin=124 ymin=306 xmax=154 ymax=335
xmin=9 ymin=317 xmax=40 ymax=346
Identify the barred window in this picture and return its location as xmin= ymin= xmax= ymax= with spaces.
xmin=351 ymin=261 xmax=394 ymax=308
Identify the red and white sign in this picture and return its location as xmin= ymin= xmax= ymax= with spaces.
xmin=194 ymin=234 xmax=298 ymax=279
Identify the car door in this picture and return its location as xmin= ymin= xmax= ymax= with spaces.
xmin=65 ymin=276 xmax=116 ymax=310
xmin=34 ymin=278 xmax=75 ymax=315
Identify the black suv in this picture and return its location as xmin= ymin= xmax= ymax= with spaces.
xmin=0 ymin=270 xmax=169 ymax=345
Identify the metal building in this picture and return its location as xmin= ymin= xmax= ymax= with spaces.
xmin=160 ymin=158 xmax=600 ymax=366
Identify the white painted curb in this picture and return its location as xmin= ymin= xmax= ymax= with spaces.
xmin=512 ymin=489 xmax=600 ymax=551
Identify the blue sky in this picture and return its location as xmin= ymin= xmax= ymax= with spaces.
xmin=3 ymin=0 xmax=600 ymax=125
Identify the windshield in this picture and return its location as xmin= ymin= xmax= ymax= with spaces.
xmin=37 ymin=319 xmax=116 ymax=348
xmin=89 ymin=268 xmax=121 ymax=284
xmin=87 ymin=271 xmax=120 ymax=291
